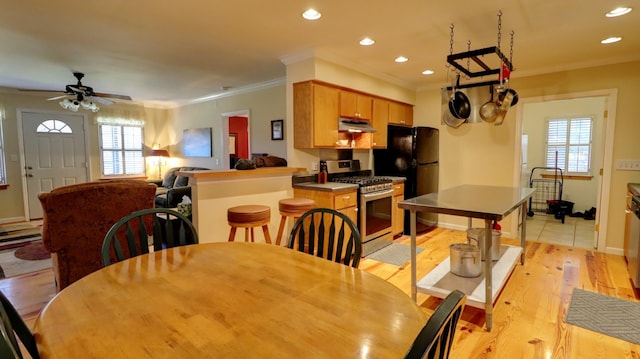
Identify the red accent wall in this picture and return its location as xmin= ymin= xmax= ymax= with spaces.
xmin=229 ymin=116 xmax=249 ymax=159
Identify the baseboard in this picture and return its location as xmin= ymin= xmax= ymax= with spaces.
xmin=605 ymin=247 xmax=624 ymax=256
xmin=0 ymin=217 xmax=27 ymax=225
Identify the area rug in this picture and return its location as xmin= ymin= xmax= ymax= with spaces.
xmin=0 ymin=237 xmax=52 ymax=279
xmin=565 ymin=288 xmax=640 ymax=345
xmin=365 ymin=243 xmax=425 ymax=266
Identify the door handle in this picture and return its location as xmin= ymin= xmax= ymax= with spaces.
xmin=27 ymin=174 xmax=33 ymax=177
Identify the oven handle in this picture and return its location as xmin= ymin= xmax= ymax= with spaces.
xmin=361 ymin=189 xmax=394 ymax=201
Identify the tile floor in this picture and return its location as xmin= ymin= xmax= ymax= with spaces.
xmin=525 ymin=211 xmax=596 ymax=249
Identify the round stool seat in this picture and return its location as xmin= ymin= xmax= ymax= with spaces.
xmin=275 ymin=198 xmax=316 ymax=246
xmin=227 ymin=205 xmax=271 ymax=243
xmin=279 ymin=198 xmax=315 ymax=214
xmin=228 ymin=205 xmax=271 ymax=223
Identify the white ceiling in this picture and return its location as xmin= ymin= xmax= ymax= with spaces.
xmin=1 ymin=1 xmax=638 ymax=107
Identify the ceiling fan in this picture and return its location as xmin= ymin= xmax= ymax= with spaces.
xmin=21 ymin=72 xmax=132 ymax=107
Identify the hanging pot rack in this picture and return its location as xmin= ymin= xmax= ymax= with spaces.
xmin=444 ymin=11 xmax=515 ymax=90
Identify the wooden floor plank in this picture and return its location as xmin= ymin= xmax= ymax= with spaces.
xmin=3 ymin=226 xmax=640 ymax=358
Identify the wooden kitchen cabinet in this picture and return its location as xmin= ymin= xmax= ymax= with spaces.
xmin=392 ymin=181 xmax=405 ymax=236
xmin=388 ymin=101 xmax=414 ymax=126
xmin=293 ymin=81 xmax=340 ymax=148
xmin=340 ymin=91 xmax=373 ymax=120
xmin=294 ymin=188 xmax=358 ymax=225
xmin=372 ymin=98 xmax=388 ymax=148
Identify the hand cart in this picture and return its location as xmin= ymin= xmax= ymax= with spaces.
xmin=526 ymin=166 xmax=573 ymax=223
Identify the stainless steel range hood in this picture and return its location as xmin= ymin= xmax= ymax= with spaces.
xmin=338 ymin=117 xmax=376 ymax=133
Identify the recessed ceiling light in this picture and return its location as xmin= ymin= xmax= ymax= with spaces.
xmin=422 ymin=70 xmax=435 ymax=75
xmin=601 ymin=36 xmax=622 ymax=44
xmin=359 ymin=37 xmax=375 ymax=46
xmin=395 ymin=56 xmax=408 ymax=63
xmin=606 ymin=7 xmax=632 ymax=17
xmin=302 ymin=9 xmax=322 ymax=20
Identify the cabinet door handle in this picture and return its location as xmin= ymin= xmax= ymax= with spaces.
xmin=343 ymin=196 xmax=350 ymax=200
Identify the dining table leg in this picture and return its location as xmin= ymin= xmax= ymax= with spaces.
xmin=484 ymin=219 xmax=493 ymax=331
xmin=410 ymin=209 xmax=417 ymax=301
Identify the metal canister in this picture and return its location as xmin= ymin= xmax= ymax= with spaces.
xmin=449 ymin=243 xmax=482 ymax=278
xmin=467 ymin=228 xmax=502 ymax=261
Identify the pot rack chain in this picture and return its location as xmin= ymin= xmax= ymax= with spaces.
xmin=444 ymin=9 xmax=515 ymax=85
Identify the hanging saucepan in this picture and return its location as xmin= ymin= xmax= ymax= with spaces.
xmin=442 ymin=109 xmax=465 ymax=128
xmin=498 ymin=88 xmax=519 ymax=107
xmin=494 ymin=88 xmax=518 ymax=126
xmin=479 ymin=86 xmax=499 ymax=123
xmin=448 ymin=74 xmax=471 ymax=120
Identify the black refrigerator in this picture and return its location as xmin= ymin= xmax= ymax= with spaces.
xmin=373 ymin=125 xmax=439 ymax=234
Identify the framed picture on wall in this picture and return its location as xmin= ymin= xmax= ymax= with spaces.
xmin=271 ymin=119 xmax=284 ymax=140
xmin=183 ymin=128 xmax=213 ymax=157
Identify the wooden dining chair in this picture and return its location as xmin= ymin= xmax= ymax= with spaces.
xmin=287 ymin=208 xmax=362 ymax=267
xmin=404 ymin=290 xmax=466 ymax=359
xmin=0 ymin=290 xmax=40 ymax=359
xmin=101 ymin=208 xmax=199 ymax=266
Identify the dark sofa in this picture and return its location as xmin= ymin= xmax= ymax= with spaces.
xmin=149 ymin=167 xmax=209 ymax=208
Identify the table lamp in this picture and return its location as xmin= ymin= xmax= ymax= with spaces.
xmin=149 ymin=149 xmax=170 ymax=179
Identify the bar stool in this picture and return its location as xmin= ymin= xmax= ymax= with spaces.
xmin=275 ymin=198 xmax=315 ymax=245
xmin=227 ymin=205 xmax=272 ymax=243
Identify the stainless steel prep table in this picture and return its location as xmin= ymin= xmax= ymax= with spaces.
xmin=399 ymin=185 xmax=535 ymax=331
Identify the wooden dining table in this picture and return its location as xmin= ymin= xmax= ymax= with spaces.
xmin=34 ymin=242 xmax=427 ymax=358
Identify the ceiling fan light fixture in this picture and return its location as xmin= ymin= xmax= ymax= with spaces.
xmin=59 ymin=98 xmax=72 ymax=110
xmin=80 ymin=98 xmax=99 ymax=112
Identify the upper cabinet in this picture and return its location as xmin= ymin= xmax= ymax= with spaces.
xmin=339 ymin=91 xmax=373 ymax=120
xmin=372 ymin=98 xmax=388 ymax=148
xmin=388 ymin=101 xmax=414 ymax=126
xmin=293 ymin=81 xmax=340 ymax=148
xmin=293 ymin=80 xmax=411 ymax=149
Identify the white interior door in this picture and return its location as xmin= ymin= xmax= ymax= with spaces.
xmin=22 ymin=112 xmax=88 ymax=219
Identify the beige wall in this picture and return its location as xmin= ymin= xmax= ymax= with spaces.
xmin=2 ymin=59 xmax=639 ymax=252
xmin=170 ymin=85 xmax=287 ymax=170
xmin=0 ymin=92 xmax=165 ymax=222
xmin=415 ymin=60 xmax=640 ymax=252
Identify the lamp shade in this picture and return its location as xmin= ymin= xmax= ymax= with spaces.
xmin=149 ymin=149 xmax=170 ymax=157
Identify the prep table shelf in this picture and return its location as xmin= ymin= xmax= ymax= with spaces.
xmin=417 ymin=245 xmax=522 ymax=309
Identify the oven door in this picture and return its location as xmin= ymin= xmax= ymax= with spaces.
xmin=360 ymin=189 xmax=394 ymax=255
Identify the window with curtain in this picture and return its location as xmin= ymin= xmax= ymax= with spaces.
xmin=96 ymin=111 xmax=145 ymax=176
xmin=546 ymin=117 xmax=593 ymax=174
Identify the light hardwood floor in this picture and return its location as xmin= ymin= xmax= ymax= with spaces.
xmin=3 ymin=227 xmax=640 ymax=358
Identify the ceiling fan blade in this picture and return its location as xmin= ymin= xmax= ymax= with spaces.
xmin=94 ymin=92 xmax=132 ymax=101
xmin=19 ymin=88 xmax=64 ymax=93
xmin=46 ymin=95 xmax=69 ymax=101
xmin=88 ymin=96 xmax=114 ymax=105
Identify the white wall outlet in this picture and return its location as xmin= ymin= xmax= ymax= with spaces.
xmin=311 ymin=162 xmax=319 ymax=171
xmin=615 ymin=159 xmax=640 ymax=171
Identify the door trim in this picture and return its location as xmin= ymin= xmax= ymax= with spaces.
xmin=17 ymin=108 xmax=91 ymax=220
xmin=220 ymin=110 xmax=250 ymax=170
xmin=512 ymin=88 xmax=617 ymax=253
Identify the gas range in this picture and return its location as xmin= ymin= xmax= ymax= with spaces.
xmin=323 ymin=159 xmax=395 ymax=256
xmin=332 ymin=176 xmax=393 ymax=194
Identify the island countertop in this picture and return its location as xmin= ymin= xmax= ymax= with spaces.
xmin=177 ymin=167 xmax=308 ymax=181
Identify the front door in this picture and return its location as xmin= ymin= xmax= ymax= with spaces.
xmin=22 ymin=111 xmax=88 ymax=219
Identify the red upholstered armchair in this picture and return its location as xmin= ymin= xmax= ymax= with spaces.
xmin=38 ymin=180 xmax=157 ymax=292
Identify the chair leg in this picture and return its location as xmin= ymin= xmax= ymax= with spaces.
xmin=245 ymin=228 xmax=250 ymax=242
xmin=262 ymin=225 xmax=272 ymax=244
xmin=228 ymin=227 xmax=237 ymax=242
xmin=276 ymin=215 xmax=287 ymax=245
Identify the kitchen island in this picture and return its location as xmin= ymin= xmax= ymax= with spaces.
xmin=177 ymin=167 xmax=307 ymax=242
xmin=399 ymin=184 xmax=535 ymax=331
